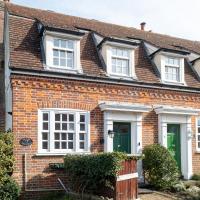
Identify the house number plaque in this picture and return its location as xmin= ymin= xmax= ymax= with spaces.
xmin=20 ymin=138 xmax=33 ymax=146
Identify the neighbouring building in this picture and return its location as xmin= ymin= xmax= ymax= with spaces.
xmin=1 ymin=0 xmax=200 ymax=199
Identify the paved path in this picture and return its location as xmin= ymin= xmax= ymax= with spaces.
xmin=139 ymin=193 xmax=176 ymax=200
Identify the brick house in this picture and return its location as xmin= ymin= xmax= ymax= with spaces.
xmin=1 ymin=0 xmax=200 ymax=198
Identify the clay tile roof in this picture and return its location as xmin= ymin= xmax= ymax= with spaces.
xmin=6 ymin=3 xmax=200 ymax=88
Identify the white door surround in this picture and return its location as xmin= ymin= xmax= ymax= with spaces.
xmin=155 ymin=105 xmax=200 ymax=179
xmin=99 ymin=101 xmax=152 ymax=154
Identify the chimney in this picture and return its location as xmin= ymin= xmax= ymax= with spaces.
xmin=140 ymin=22 xmax=146 ymax=31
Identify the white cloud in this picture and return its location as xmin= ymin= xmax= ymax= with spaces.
xmin=12 ymin=0 xmax=200 ymax=41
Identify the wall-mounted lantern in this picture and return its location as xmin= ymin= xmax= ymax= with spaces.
xmin=108 ymin=130 xmax=115 ymax=138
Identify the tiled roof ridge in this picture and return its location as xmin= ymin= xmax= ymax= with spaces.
xmin=6 ymin=2 xmax=200 ymax=46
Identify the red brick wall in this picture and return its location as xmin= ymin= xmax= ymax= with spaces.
xmin=11 ymin=75 xmax=200 ymax=198
xmin=0 ymin=2 xmax=5 ymax=132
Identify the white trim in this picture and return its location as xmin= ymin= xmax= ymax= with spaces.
xmin=154 ymin=105 xmax=200 ymax=116
xmin=38 ymin=109 xmax=90 ymax=154
xmin=44 ymin=33 xmax=82 ymax=73
xmin=101 ymin=44 xmax=137 ymax=79
xmin=155 ymin=105 xmax=195 ymax=179
xmin=117 ymin=172 xmax=138 ymax=181
xmin=99 ymin=101 xmax=152 ymax=113
xmin=196 ymin=117 xmax=200 ymax=151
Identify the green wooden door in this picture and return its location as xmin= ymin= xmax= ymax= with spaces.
xmin=167 ymin=124 xmax=181 ymax=170
xmin=113 ymin=122 xmax=131 ymax=154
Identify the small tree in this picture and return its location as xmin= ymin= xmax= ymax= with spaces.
xmin=143 ymin=144 xmax=180 ymax=190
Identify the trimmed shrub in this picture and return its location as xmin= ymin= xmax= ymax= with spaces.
xmin=64 ymin=152 xmax=138 ymax=194
xmin=143 ymin=144 xmax=180 ymax=190
xmin=0 ymin=175 xmax=20 ymax=200
xmin=0 ymin=132 xmax=20 ymax=199
xmin=192 ymin=174 xmax=200 ymax=181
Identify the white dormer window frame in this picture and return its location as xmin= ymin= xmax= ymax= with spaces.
xmin=196 ymin=118 xmax=200 ymax=152
xmin=101 ymin=42 xmax=137 ymax=79
xmin=160 ymin=55 xmax=185 ymax=84
xmin=44 ymin=31 xmax=82 ymax=73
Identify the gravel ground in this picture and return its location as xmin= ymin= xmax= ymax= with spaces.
xmin=139 ymin=193 xmax=176 ymax=200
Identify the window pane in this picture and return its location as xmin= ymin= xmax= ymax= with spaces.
xmin=55 ymin=114 xmax=60 ymax=121
xmin=43 ymin=122 xmax=48 ymax=130
xmin=42 ymin=142 xmax=48 ymax=149
xmin=55 ymin=142 xmax=60 ymax=149
xmin=61 ymin=133 xmax=67 ymax=140
xmin=80 ymin=133 xmax=84 ymax=140
xmin=80 ymin=124 xmax=85 ymax=131
xmin=198 ymin=135 xmax=200 ymax=141
xmin=80 ymin=115 xmax=85 ymax=122
xmin=80 ymin=142 xmax=84 ymax=149
xmin=112 ymin=48 xmax=117 ymax=56
xmin=198 ymin=120 xmax=200 ymax=127
xmin=69 ymin=114 xmax=74 ymax=122
xmin=54 ymin=133 xmax=60 ymax=140
xmin=53 ymin=58 xmax=59 ymax=66
xmin=68 ymin=133 xmax=73 ymax=140
xmin=198 ymin=128 xmax=200 ymax=133
xmin=68 ymin=142 xmax=73 ymax=149
xmin=62 ymin=142 xmax=67 ymax=149
xmin=67 ymin=40 xmax=74 ymax=49
xmin=55 ymin=123 xmax=60 ymax=130
xmin=62 ymin=114 xmax=67 ymax=122
xmin=60 ymin=51 xmax=66 ymax=58
xmin=117 ymin=49 xmax=123 ymax=56
xmin=61 ymin=40 xmax=66 ymax=48
xmin=53 ymin=49 xmax=59 ymax=57
xmin=42 ymin=132 xmax=48 ymax=140
xmin=43 ymin=113 xmax=48 ymax=121
xmin=69 ymin=123 xmax=74 ymax=131
xmin=54 ymin=39 xmax=60 ymax=47
xmin=62 ymin=123 xmax=67 ymax=130
xmin=60 ymin=59 xmax=66 ymax=67
xmin=198 ymin=142 xmax=200 ymax=148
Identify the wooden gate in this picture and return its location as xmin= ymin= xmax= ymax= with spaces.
xmin=115 ymin=159 xmax=138 ymax=200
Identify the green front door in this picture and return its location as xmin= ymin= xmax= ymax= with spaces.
xmin=113 ymin=122 xmax=131 ymax=154
xmin=167 ymin=124 xmax=181 ymax=170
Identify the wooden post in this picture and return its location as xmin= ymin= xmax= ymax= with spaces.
xmin=115 ymin=159 xmax=138 ymax=200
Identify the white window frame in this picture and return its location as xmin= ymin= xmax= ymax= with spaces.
xmin=160 ymin=55 xmax=185 ymax=84
xmin=101 ymin=43 xmax=137 ymax=79
xmin=44 ymin=31 xmax=82 ymax=73
xmin=38 ymin=109 xmax=90 ymax=154
xmin=196 ymin=118 xmax=200 ymax=152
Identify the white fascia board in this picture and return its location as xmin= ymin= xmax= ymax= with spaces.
xmin=104 ymin=41 xmax=138 ymax=49
xmin=99 ymin=101 xmax=152 ymax=113
xmin=154 ymin=105 xmax=200 ymax=115
xmin=44 ymin=30 xmax=83 ymax=40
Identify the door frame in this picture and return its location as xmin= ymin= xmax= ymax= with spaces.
xmin=113 ymin=122 xmax=131 ymax=153
xmin=157 ymin=113 xmax=193 ymax=179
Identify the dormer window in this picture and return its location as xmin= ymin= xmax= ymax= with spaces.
xmin=53 ymin=39 xmax=74 ymax=69
xmin=44 ymin=31 xmax=82 ymax=73
xmin=153 ymin=53 xmax=185 ymax=85
xmin=164 ymin=57 xmax=180 ymax=82
xmin=111 ymin=48 xmax=130 ymax=76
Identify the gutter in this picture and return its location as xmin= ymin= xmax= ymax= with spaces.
xmin=10 ymin=68 xmax=200 ymax=94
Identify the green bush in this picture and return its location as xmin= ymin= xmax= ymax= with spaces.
xmin=64 ymin=152 xmax=138 ymax=194
xmin=192 ymin=174 xmax=200 ymax=181
xmin=0 ymin=175 xmax=20 ymax=200
xmin=143 ymin=144 xmax=180 ymax=190
xmin=0 ymin=132 xmax=20 ymax=199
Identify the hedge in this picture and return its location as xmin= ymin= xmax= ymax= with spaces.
xmin=64 ymin=152 xmax=139 ymax=195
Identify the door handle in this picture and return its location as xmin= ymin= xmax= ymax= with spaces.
xmin=118 ymin=145 xmax=121 ymax=147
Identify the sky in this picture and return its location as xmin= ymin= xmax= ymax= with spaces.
xmin=12 ymin=0 xmax=200 ymax=41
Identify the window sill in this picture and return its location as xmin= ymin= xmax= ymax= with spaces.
xmin=35 ymin=152 xmax=91 ymax=156
xmin=162 ymin=80 xmax=186 ymax=86
xmin=108 ymin=74 xmax=137 ymax=81
xmin=44 ymin=65 xmax=83 ymax=74
xmin=195 ymin=151 xmax=200 ymax=154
